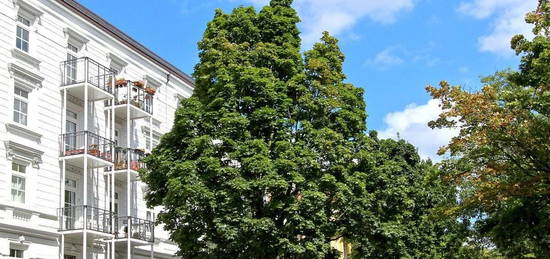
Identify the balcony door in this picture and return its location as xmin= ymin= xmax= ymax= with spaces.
xmin=65 ymin=110 xmax=78 ymax=154
xmin=64 ymin=178 xmax=77 ymax=230
xmin=65 ymin=43 xmax=79 ymax=84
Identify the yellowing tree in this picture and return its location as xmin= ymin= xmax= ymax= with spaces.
xmin=427 ymin=1 xmax=550 ymax=257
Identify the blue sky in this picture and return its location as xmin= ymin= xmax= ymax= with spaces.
xmin=79 ymin=0 xmax=536 ymax=159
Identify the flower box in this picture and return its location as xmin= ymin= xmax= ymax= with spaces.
xmin=116 ymin=79 xmax=127 ymax=86
xmin=130 ymin=161 xmax=140 ymax=171
xmin=65 ymin=149 xmax=84 ymax=156
xmin=145 ymin=87 xmax=156 ymax=95
xmin=89 ymin=148 xmax=100 ymax=157
xmin=133 ymin=80 xmax=145 ymax=88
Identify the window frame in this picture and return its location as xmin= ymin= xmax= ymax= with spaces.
xmin=143 ymin=127 xmax=160 ymax=151
xmin=13 ymin=86 xmax=29 ymax=126
xmin=9 ymin=247 xmax=24 ymax=258
xmin=15 ymin=15 xmax=30 ymax=53
xmin=11 ymin=162 xmax=26 ymax=204
xmin=66 ymin=43 xmax=79 ymax=84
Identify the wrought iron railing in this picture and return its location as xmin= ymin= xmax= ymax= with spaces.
xmin=60 ymin=57 xmax=114 ymax=94
xmin=105 ymin=80 xmax=153 ymax=115
xmin=115 ymin=216 xmax=154 ymax=242
xmin=58 ymin=205 xmax=115 ymax=234
xmin=112 ymin=147 xmax=147 ymax=171
xmin=59 ymin=131 xmax=114 ymax=162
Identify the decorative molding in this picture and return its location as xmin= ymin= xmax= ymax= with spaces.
xmin=143 ymin=74 xmax=162 ymax=88
xmin=13 ymin=0 xmax=43 ymax=24
xmin=6 ymin=122 xmax=42 ymax=143
xmin=107 ymin=53 xmax=127 ymax=68
xmin=152 ymin=118 xmax=162 ymax=128
xmin=4 ymin=140 xmax=44 ymax=169
xmin=11 ymin=48 xmax=41 ymax=68
xmin=8 ymin=63 xmax=44 ymax=89
xmin=63 ymin=27 xmax=89 ymax=44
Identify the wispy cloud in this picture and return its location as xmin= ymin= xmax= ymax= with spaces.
xmin=458 ymin=0 xmax=536 ymax=56
xmin=366 ymin=47 xmax=404 ymax=70
xmin=366 ymin=44 xmax=440 ymax=70
xmin=379 ymin=99 xmax=459 ymax=161
xmin=234 ymin=0 xmax=415 ymax=46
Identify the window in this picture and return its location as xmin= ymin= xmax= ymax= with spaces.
xmin=144 ymin=129 xmax=160 ymax=150
xmin=67 ymin=43 xmax=78 ymax=53
xmin=13 ymin=86 xmax=29 ymax=125
xmin=110 ymin=192 xmax=119 ymax=214
xmin=16 ymin=16 xmax=30 ymax=52
xmin=17 ymin=16 xmax=30 ymax=26
xmin=66 ymin=44 xmax=78 ymax=84
xmin=10 ymin=248 xmax=24 ymax=258
xmin=153 ymin=134 xmax=159 ymax=148
xmin=114 ymin=130 xmax=119 ymax=145
xmin=176 ymin=94 xmax=183 ymax=108
xmin=11 ymin=162 xmax=26 ymax=203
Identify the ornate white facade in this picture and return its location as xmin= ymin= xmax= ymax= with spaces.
xmin=0 ymin=0 xmax=194 ymax=258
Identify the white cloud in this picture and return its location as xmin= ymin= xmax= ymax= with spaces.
xmin=236 ymin=0 xmax=414 ymax=46
xmin=458 ymin=0 xmax=536 ymax=56
xmin=379 ymin=99 xmax=459 ymax=161
xmin=366 ymin=45 xmax=440 ymax=70
xmin=366 ymin=47 xmax=404 ymax=69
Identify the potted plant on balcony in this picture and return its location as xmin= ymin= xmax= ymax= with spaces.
xmin=133 ymin=80 xmax=145 ymax=89
xmin=115 ymin=78 xmax=127 ymax=87
xmin=115 ymin=161 xmax=126 ymax=170
xmin=130 ymin=160 xmax=140 ymax=171
xmin=89 ymin=144 xmax=100 ymax=156
xmin=145 ymin=86 xmax=156 ymax=95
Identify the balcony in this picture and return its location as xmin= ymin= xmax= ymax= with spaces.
xmin=115 ymin=216 xmax=154 ymax=243
xmin=107 ymin=147 xmax=147 ymax=180
xmin=106 ymin=80 xmax=154 ymax=120
xmin=58 ymin=205 xmax=115 ymax=235
xmin=113 ymin=147 xmax=146 ymax=171
xmin=59 ymin=131 xmax=114 ymax=168
xmin=60 ymin=57 xmax=114 ymax=101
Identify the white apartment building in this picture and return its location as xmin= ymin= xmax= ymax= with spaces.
xmin=0 ymin=0 xmax=194 ymax=258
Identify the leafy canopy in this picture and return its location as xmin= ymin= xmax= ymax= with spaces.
xmin=427 ymin=1 xmax=550 ymax=257
xmin=143 ymin=0 xmax=467 ymax=258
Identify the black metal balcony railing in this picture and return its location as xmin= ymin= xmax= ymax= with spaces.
xmin=59 ymin=131 xmax=114 ymax=162
xmin=60 ymin=57 xmax=114 ymax=94
xmin=115 ymin=216 xmax=154 ymax=242
xmin=113 ymin=147 xmax=146 ymax=171
xmin=105 ymin=80 xmax=153 ymax=115
xmin=58 ymin=205 xmax=115 ymax=234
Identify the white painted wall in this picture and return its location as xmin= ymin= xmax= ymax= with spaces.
xmin=0 ymin=0 xmax=193 ymax=257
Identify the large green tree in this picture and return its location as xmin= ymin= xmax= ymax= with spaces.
xmin=342 ymin=133 xmax=469 ymax=258
xmin=143 ymin=1 xmax=349 ymax=257
xmin=142 ymin=0 xmax=467 ymax=258
xmin=427 ymin=1 xmax=550 ymax=257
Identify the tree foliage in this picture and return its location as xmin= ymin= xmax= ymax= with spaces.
xmin=427 ymin=1 xmax=550 ymax=257
xmin=345 ymin=133 xmax=469 ymax=258
xmin=142 ymin=0 xmax=467 ymax=258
